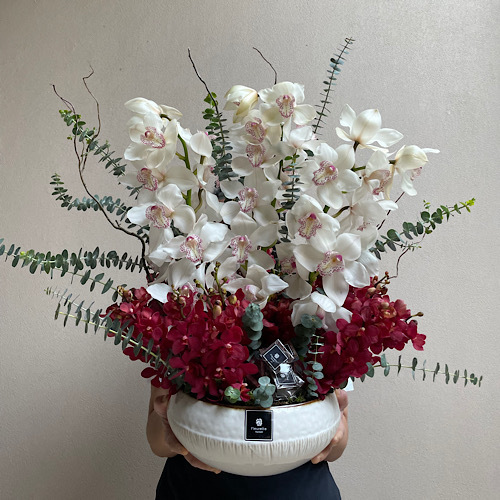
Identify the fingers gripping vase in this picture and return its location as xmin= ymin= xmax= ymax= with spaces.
xmin=167 ymin=392 xmax=341 ymax=476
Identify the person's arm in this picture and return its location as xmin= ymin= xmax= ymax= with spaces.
xmin=146 ymin=384 xmax=221 ymax=473
xmin=146 ymin=385 xmax=180 ymax=457
xmin=311 ymin=389 xmax=349 ymax=464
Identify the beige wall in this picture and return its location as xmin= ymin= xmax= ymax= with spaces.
xmin=1 ymin=1 xmax=498 ymax=498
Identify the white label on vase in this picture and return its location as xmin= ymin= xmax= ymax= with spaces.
xmin=245 ymin=410 xmax=273 ymax=441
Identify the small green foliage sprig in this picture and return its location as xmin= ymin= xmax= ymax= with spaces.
xmin=59 ymin=110 xmax=135 ymax=188
xmin=0 ymin=238 xmax=144 ymax=301
xmin=202 ymin=93 xmax=234 ymax=182
xmin=292 ymin=314 xmax=323 ymax=357
xmin=50 ymin=174 xmax=149 ymax=238
xmin=348 ymin=353 xmax=483 ymax=387
xmin=252 ymin=376 xmax=276 ymax=408
xmin=371 ymin=198 xmax=475 ymax=258
xmin=242 ymin=303 xmax=264 ymax=352
xmin=313 ymin=37 xmax=355 ymax=135
xmin=47 ymin=288 xmax=164 ymax=366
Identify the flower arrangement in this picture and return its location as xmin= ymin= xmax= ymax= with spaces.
xmin=1 ymin=39 xmax=481 ymax=412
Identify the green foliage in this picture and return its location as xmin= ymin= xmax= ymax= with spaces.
xmin=202 ymin=93 xmax=234 ymax=181
xmin=371 ymin=198 xmax=475 ymax=259
xmin=292 ymin=314 xmax=323 ymax=357
xmin=253 ymin=376 xmax=276 ymax=408
xmin=242 ymin=303 xmax=264 ymax=351
xmin=49 ymin=173 xmax=149 ymax=239
xmin=355 ymin=354 xmax=482 ymax=387
xmin=224 ymin=386 xmax=241 ymax=404
xmin=278 ymin=153 xmax=303 ymax=242
xmin=59 ymin=110 xmax=140 ymax=196
xmin=47 ymin=289 xmax=166 ymax=366
xmin=0 ymin=239 xmax=144 ymax=299
xmin=312 ymin=37 xmax=355 ymax=135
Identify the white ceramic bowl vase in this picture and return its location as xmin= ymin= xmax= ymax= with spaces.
xmin=167 ymin=391 xmax=340 ymax=476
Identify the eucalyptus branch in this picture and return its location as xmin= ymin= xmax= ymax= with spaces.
xmin=253 ymin=47 xmax=277 ymax=84
xmin=313 ymin=37 xmax=355 ymax=135
xmin=48 ymin=289 xmax=167 ymax=367
xmin=371 ymin=198 xmax=475 ymax=260
xmin=361 ymin=355 xmax=483 ymax=387
xmin=53 ymin=81 xmax=153 ymax=281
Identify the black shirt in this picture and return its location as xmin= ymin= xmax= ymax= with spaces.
xmin=156 ymin=455 xmax=342 ymax=500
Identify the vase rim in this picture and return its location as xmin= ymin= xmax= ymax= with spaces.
xmin=174 ymin=390 xmax=335 ymax=410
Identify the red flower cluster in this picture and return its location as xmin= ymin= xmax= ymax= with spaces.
xmin=313 ymin=280 xmax=426 ymax=393
xmin=105 ymin=278 xmax=425 ymax=403
xmin=105 ymin=288 xmax=258 ymax=402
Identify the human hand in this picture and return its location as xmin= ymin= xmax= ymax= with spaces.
xmin=311 ymin=389 xmax=349 ymax=464
xmin=154 ymin=394 xmax=221 ymax=474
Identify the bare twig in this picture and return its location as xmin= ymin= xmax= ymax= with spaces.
xmin=377 ymin=192 xmax=405 ymax=231
xmin=253 ymin=47 xmax=277 ymax=84
xmin=187 ymin=48 xmax=228 ymax=162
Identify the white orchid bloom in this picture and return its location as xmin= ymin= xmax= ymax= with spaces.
xmin=294 ymin=233 xmax=370 ymax=310
xmin=228 ymin=212 xmax=278 ymax=270
xmin=125 ymin=97 xmax=183 ymax=121
xmin=127 ymin=185 xmax=196 ymax=268
xmin=224 ymin=264 xmax=288 ymax=307
xmin=259 ymin=82 xmax=316 ymax=127
xmin=237 ymin=110 xmax=282 ymax=145
xmin=231 ymin=138 xmax=291 ymax=176
xmin=291 ymin=296 xmax=352 ymax=327
xmin=301 ymin=143 xmax=360 ymax=209
xmin=389 ymin=145 xmax=439 ymax=197
xmin=220 ymin=169 xmax=279 ymax=225
xmin=286 ymin=194 xmax=340 ymax=241
xmin=224 ymin=85 xmax=259 ymax=123
xmin=336 ymin=105 xmax=403 ymax=149
xmin=352 ymin=149 xmax=392 ymax=203
xmin=127 ymin=184 xmax=196 ymax=235
xmin=275 ymin=243 xmax=311 ymax=300
xmin=124 ymin=113 xmax=178 ymax=169
xmin=178 ymin=214 xmax=229 ymax=264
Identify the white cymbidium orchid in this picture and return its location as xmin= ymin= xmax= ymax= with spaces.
xmin=224 ymin=264 xmax=289 ymax=307
xmin=291 ymin=296 xmax=352 ymax=327
xmin=227 ymin=212 xmax=278 ymax=270
xmin=178 ymin=126 xmax=213 ymax=161
xmin=127 ymin=184 xmax=196 ymax=236
xmin=231 ymin=110 xmax=282 ymax=146
xmin=177 ymin=214 xmax=230 ymax=264
xmin=352 ymin=149 xmax=392 ymax=203
xmin=275 ymin=243 xmax=311 ymax=300
xmin=259 ymin=82 xmax=316 ymax=127
xmin=231 ymin=138 xmax=291 ymax=176
xmin=301 ymin=143 xmax=360 ymax=209
xmin=294 ymin=232 xmax=370 ymax=310
xmin=224 ymin=85 xmax=259 ymax=123
xmin=336 ymin=105 xmax=403 ymax=149
xmin=220 ymin=169 xmax=279 ymax=226
xmin=124 ymin=113 xmax=179 ymax=170
xmin=286 ymin=194 xmax=340 ymax=242
xmin=125 ymin=97 xmax=183 ymax=121
xmin=121 ymin=162 xmax=198 ymax=194
xmin=389 ymin=145 xmax=439 ymax=197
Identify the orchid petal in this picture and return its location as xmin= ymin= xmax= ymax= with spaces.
xmin=323 ymin=273 xmax=349 ymax=307
xmin=311 ymin=291 xmax=337 ymax=313
xmin=147 ymin=283 xmax=172 ymax=303
xmin=344 ymin=260 xmax=370 ymax=288
xmin=373 ymin=128 xmax=403 ymax=147
xmin=339 ymin=104 xmax=356 ymax=128
xmin=351 ymin=109 xmax=381 ymax=144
